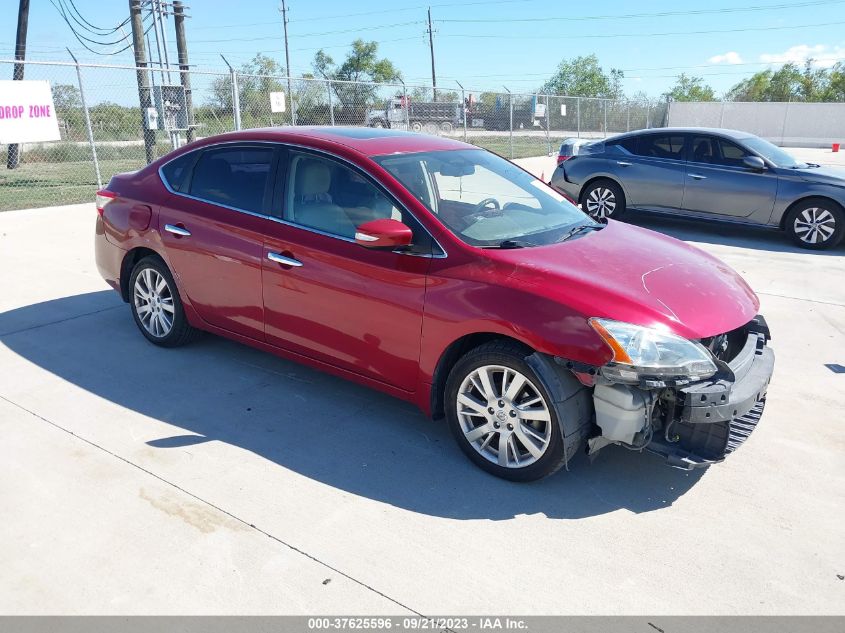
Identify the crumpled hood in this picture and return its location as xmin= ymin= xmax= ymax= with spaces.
xmin=494 ymin=220 xmax=759 ymax=339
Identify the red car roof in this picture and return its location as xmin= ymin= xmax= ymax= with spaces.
xmin=196 ymin=126 xmax=473 ymax=157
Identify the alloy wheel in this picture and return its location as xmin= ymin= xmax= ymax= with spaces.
xmin=793 ymin=207 xmax=837 ymax=245
xmin=456 ymin=365 xmax=552 ymax=468
xmin=585 ymin=187 xmax=616 ymax=219
xmin=133 ymin=268 xmax=175 ymax=338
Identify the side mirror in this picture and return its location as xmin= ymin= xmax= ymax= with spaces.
xmin=355 ymin=218 xmax=413 ymax=250
xmin=743 ymin=155 xmax=766 ymax=171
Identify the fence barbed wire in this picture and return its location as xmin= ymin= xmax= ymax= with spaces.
xmin=0 ymin=58 xmax=669 ymax=211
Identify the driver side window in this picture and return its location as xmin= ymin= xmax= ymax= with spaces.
xmin=284 ymin=152 xmax=403 ymax=239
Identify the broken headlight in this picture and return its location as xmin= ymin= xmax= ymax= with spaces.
xmin=589 ymin=318 xmax=717 ymax=384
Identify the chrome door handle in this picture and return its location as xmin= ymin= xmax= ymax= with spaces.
xmin=164 ymin=224 xmax=191 ymax=237
xmin=689 ymin=173 xmax=707 ymax=180
xmin=267 ymin=252 xmax=303 ymax=267
xmin=617 ymin=161 xmax=632 ymax=166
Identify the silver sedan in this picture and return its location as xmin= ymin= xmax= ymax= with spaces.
xmin=550 ymin=127 xmax=845 ymax=250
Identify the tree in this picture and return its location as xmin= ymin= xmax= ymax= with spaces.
xmin=665 ymin=73 xmax=716 ymax=102
xmin=313 ymin=40 xmax=401 ymax=123
xmin=51 ymin=83 xmax=84 ymax=139
xmin=52 ymin=83 xmax=82 ymax=111
xmin=726 ymin=70 xmax=773 ymax=101
xmin=541 ymin=54 xmax=624 ymax=98
xmin=209 ymin=54 xmax=288 ymax=123
xmin=825 ymin=62 xmax=845 ymax=101
xmin=726 ymin=61 xmax=831 ymax=102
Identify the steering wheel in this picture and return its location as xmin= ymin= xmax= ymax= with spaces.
xmin=472 ymin=197 xmax=501 ymax=215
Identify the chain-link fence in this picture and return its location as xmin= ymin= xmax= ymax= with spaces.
xmin=1 ymin=58 xmax=669 ymax=211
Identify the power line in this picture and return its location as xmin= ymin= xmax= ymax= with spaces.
xmin=189 ymin=0 xmax=535 ymax=29
xmin=49 ymin=0 xmax=150 ymax=55
xmin=440 ymin=19 xmax=845 ymax=40
xmin=437 ymin=0 xmax=845 ymax=23
xmin=182 ymin=21 xmax=423 ymax=44
xmin=60 ymin=0 xmax=131 ymax=35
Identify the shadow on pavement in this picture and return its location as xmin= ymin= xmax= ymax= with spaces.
xmin=1 ymin=291 xmax=704 ymax=520
xmin=626 ymin=211 xmax=845 ymax=256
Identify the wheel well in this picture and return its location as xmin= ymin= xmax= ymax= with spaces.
xmin=429 ymin=333 xmax=533 ymax=419
xmin=119 ymin=247 xmax=163 ymax=301
xmin=578 ymin=176 xmax=624 ymax=204
xmin=780 ymin=195 xmax=844 ymax=230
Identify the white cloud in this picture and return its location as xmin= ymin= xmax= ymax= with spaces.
xmin=759 ymin=44 xmax=845 ymax=68
xmin=708 ymin=51 xmax=743 ymax=65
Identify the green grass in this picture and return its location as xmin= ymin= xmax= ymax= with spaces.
xmin=0 ymin=159 xmax=144 ymax=211
xmin=464 ymin=135 xmax=568 ymax=159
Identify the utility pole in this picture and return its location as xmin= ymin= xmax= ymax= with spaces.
xmin=173 ymin=0 xmax=195 ymax=142
xmin=130 ymin=0 xmax=156 ymax=163
xmin=427 ymin=7 xmax=437 ymax=101
xmin=280 ymin=0 xmax=297 ymax=125
xmin=7 ymin=0 xmax=30 ymax=170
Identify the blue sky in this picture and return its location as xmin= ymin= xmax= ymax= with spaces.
xmin=4 ymin=0 xmax=845 ymax=97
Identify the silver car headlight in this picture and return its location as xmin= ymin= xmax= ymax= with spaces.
xmin=589 ymin=318 xmax=717 ymax=384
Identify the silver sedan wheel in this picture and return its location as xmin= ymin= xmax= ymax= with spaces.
xmin=133 ymin=268 xmax=175 ymax=338
xmin=456 ymin=365 xmax=552 ymax=469
xmin=794 ymin=207 xmax=837 ymax=245
xmin=585 ymin=186 xmax=616 ymax=219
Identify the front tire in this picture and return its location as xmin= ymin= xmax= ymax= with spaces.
xmin=581 ymin=179 xmax=626 ymax=220
xmin=129 ymin=256 xmax=199 ymax=347
xmin=445 ymin=341 xmax=567 ymax=481
xmin=784 ymin=198 xmax=844 ymax=249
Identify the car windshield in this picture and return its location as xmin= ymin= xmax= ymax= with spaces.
xmin=741 ymin=136 xmax=808 ymax=169
xmin=373 ymin=149 xmax=592 ymax=247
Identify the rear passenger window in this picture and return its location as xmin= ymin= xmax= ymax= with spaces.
xmin=160 ymin=151 xmax=196 ymax=192
xmin=634 ymin=135 xmax=686 ymax=160
xmin=607 ymin=137 xmax=637 ymax=155
xmin=189 ymin=147 xmax=274 ymax=213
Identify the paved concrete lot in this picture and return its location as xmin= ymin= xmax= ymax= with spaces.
xmin=1 ymin=202 xmax=844 ymax=615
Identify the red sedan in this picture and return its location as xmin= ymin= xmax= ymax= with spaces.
xmin=95 ymin=127 xmax=774 ymax=481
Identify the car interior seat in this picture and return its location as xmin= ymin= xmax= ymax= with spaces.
xmin=290 ymin=158 xmax=357 ymax=238
xmin=693 ymin=139 xmax=713 ymax=163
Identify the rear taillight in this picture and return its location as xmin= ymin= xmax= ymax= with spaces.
xmin=557 ymin=155 xmax=573 ymax=164
xmin=95 ymin=189 xmax=117 ymax=216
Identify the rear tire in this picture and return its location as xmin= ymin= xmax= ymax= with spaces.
xmin=445 ymin=341 xmax=568 ymax=482
xmin=581 ymin=179 xmax=626 ymax=220
xmin=410 ymin=121 xmax=423 ymax=133
xmin=784 ymin=198 xmax=844 ymax=250
xmin=129 ymin=256 xmax=200 ymax=347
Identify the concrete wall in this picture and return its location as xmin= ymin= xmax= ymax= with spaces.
xmin=667 ymin=101 xmax=845 ymax=148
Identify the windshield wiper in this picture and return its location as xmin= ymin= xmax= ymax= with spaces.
xmin=556 ymin=223 xmax=603 ymax=243
xmin=479 ymin=239 xmax=535 ymax=249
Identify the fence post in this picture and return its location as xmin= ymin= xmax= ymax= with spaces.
xmin=68 ymin=52 xmax=102 ymax=189
xmin=546 ymin=94 xmax=551 ymax=155
xmin=504 ymin=86 xmax=513 ymax=159
xmin=327 ymin=80 xmax=335 ymax=126
xmin=401 ymin=81 xmax=410 ymax=130
xmin=221 ymin=55 xmax=241 ymax=131
xmin=626 ymin=101 xmax=630 ymax=132
xmin=231 ymin=70 xmax=242 ymax=130
xmin=456 ymin=80 xmax=467 ymax=142
xmin=577 ymin=97 xmax=581 ymax=138
xmin=603 ymin=99 xmax=608 ymax=138
xmin=646 ymin=103 xmax=651 ymax=129
xmin=290 ymin=77 xmax=297 ymax=126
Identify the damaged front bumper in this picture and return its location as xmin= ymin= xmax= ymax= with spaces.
xmin=649 ymin=316 xmax=774 ymax=469
xmin=579 ymin=315 xmax=775 ymax=470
